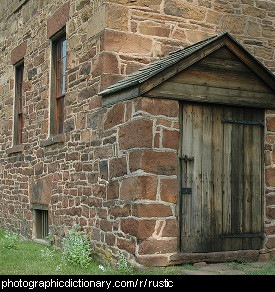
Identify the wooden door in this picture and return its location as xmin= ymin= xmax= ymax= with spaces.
xmin=179 ymin=103 xmax=264 ymax=253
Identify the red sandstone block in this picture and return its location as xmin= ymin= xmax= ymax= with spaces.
xmin=265 ymin=168 xmax=275 ymax=187
xmin=138 ymin=238 xmax=178 ymax=255
xmin=266 ymin=116 xmax=275 ymax=132
xmin=120 ymin=175 xmax=158 ymax=201
xmin=92 ymin=184 xmax=106 ymax=199
xmin=109 ymin=157 xmax=127 ymax=179
xmin=119 ymin=118 xmax=153 ymax=150
xmin=11 ymin=41 xmax=27 ymax=65
xmin=109 ymin=204 xmax=131 ymax=218
xmin=139 ymin=21 xmax=171 ymax=38
xmin=264 ymin=225 xmax=275 ymax=236
xmin=129 ymin=149 xmax=178 ymax=175
xmin=134 ymin=97 xmax=179 ymax=117
xmin=266 ymin=194 xmax=275 ymax=206
xmin=107 ymin=180 xmax=119 ymax=200
xmin=92 ymin=52 xmax=119 ymax=77
xmin=117 ymin=237 xmax=136 ymax=254
xmin=132 ymin=203 xmax=172 ymax=218
xmin=120 ymin=218 xmax=156 ymax=240
xmin=104 ymin=103 xmax=125 ymax=130
xmin=162 ymin=219 xmax=178 ymax=237
xmin=266 ymin=207 xmax=275 ymax=220
xmin=160 ymin=177 xmax=178 ymax=203
xmin=266 ymin=237 xmax=275 ymax=249
xmin=162 ymin=129 xmax=179 ymax=150
xmin=101 ymin=29 xmax=153 ymax=55
xmin=100 ymin=219 xmax=113 ymax=232
xmin=47 ymin=1 xmax=70 ymax=38
xmin=106 ymin=233 xmax=116 ymax=247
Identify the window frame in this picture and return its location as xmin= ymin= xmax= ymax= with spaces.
xmin=14 ymin=61 xmax=24 ymax=146
xmin=50 ymin=30 xmax=66 ymax=136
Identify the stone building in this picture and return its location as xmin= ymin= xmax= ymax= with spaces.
xmin=0 ymin=0 xmax=275 ymax=266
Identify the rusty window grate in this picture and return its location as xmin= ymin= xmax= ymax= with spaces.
xmin=34 ymin=209 xmax=49 ymax=239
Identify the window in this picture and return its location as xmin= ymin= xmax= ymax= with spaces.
xmin=14 ymin=62 xmax=24 ymax=145
xmin=51 ymin=33 xmax=66 ymax=135
xmin=34 ymin=209 xmax=49 ymax=240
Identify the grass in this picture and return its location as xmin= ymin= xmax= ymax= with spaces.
xmin=227 ymin=260 xmax=275 ymax=275
xmin=0 ymin=230 xmax=275 ymax=275
xmin=0 ymin=230 xmax=125 ymax=275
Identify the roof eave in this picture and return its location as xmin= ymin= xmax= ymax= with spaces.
xmin=101 ymin=84 xmax=140 ymax=107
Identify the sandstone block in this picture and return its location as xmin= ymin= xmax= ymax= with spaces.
xmin=164 ymin=0 xmax=206 ymax=21
xmin=139 ymin=21 xmax=171 ymax=38
xmin=107 ymin=180 xmax=119 ymax=200
xmin=134 ymin=97 xmax=179 ymax=117
xmin=254 ymin=46 xmax=274 ymax=60
xmin=108 ymin=0 xmax=162 ymax=10
xmin=11 ymin=41 xmax=27 ymax=65
xmin=138 ymin=238 xmax=177 ymax=255
xmin=102 ymin=29 xmax=153 ymax=55
xmin=266 ymin=116 xmax=275 ymax=132
xmin=242 ymin=5 xmax=266 ymax=19
xmin=266 ymin=207 xmax=275 ymax=220
xmin=247 ymin=21 xmax=262 ymax=38
xmin=266 ymin=237 xmax=275 ymax=249
xmin=117 ymin=237 xmax=136 ymax=254
xmin=104 ymin=103 xmax=125 ymax=130
xmin=162 ymin=219 xmax=178 ymax=237
xmin=160 ymin=177 xmax=178 ymax=203
xmin=132 ymin=203 xmax=173 ymax=218
xmin=109 ymin=157 xmax=127 ymax=179
xmin=47 ymin=1 xmax=70 ymax=38
xmin=262 ymin=25 xmax=275 ymax=39
xmin=120 ymin=175 xmax=158 ymax=201
xmin=92 ymin=52 xmax=119 ymax=77
xmin=266 ymin=194 xmax=275 ymax=206
xmin=121 ymin=218 xmax=156 ymax=239
xmin=221 ymin=15 xmax=247 ymax=34
xmin=162 ymin=129 xmax=179 ymax=150
xmin=119 ymin=118 xmax=153 ymax=150
xmin=265 ymin=168 xmax=275 ymax=187
xmin=29 ymin=175 xmax=54 ymax=205
xmin=106 ymin=4 xmax=128 ymax=32
xmin=87 ymin=4 xmax=106 ymax=39
xmin=129 ymin=149 xmax=178 ymax=175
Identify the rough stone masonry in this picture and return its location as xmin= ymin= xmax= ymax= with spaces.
xmin=0 ymin=0 xmax=274 ymax=266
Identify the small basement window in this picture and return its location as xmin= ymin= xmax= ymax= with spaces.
xmin=33 ymin=207 xmax=49 ymax=243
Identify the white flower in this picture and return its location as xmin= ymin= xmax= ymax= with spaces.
xmin=98 ymin=265 xmax=106 ymax=272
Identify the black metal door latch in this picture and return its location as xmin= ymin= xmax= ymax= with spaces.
xmin=182 ymin=155 xmax=194 ymax=162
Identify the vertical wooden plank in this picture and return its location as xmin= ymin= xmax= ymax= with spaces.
xmin=201 ymin=104 xmax=213 ymax=252
xmin=180 ymin=103 xmax=194 ymax=252
xmin=251 ymin=109 xmax=264 ymax=249
xmin=243 ymin=109 xmax=253 ymax=249
xmin=230 ymin=107 xmax=244 ymax=250
xmin=222 ymin=106 xmax=232 ymax=251
xmin=191 ymin=103 xmax=203 ymax=251
xmin=211 ymin=105 xmax=223 ymax=251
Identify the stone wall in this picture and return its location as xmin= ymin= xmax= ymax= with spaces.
xmin=0 ymin=0 xmax=274 ymax=266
